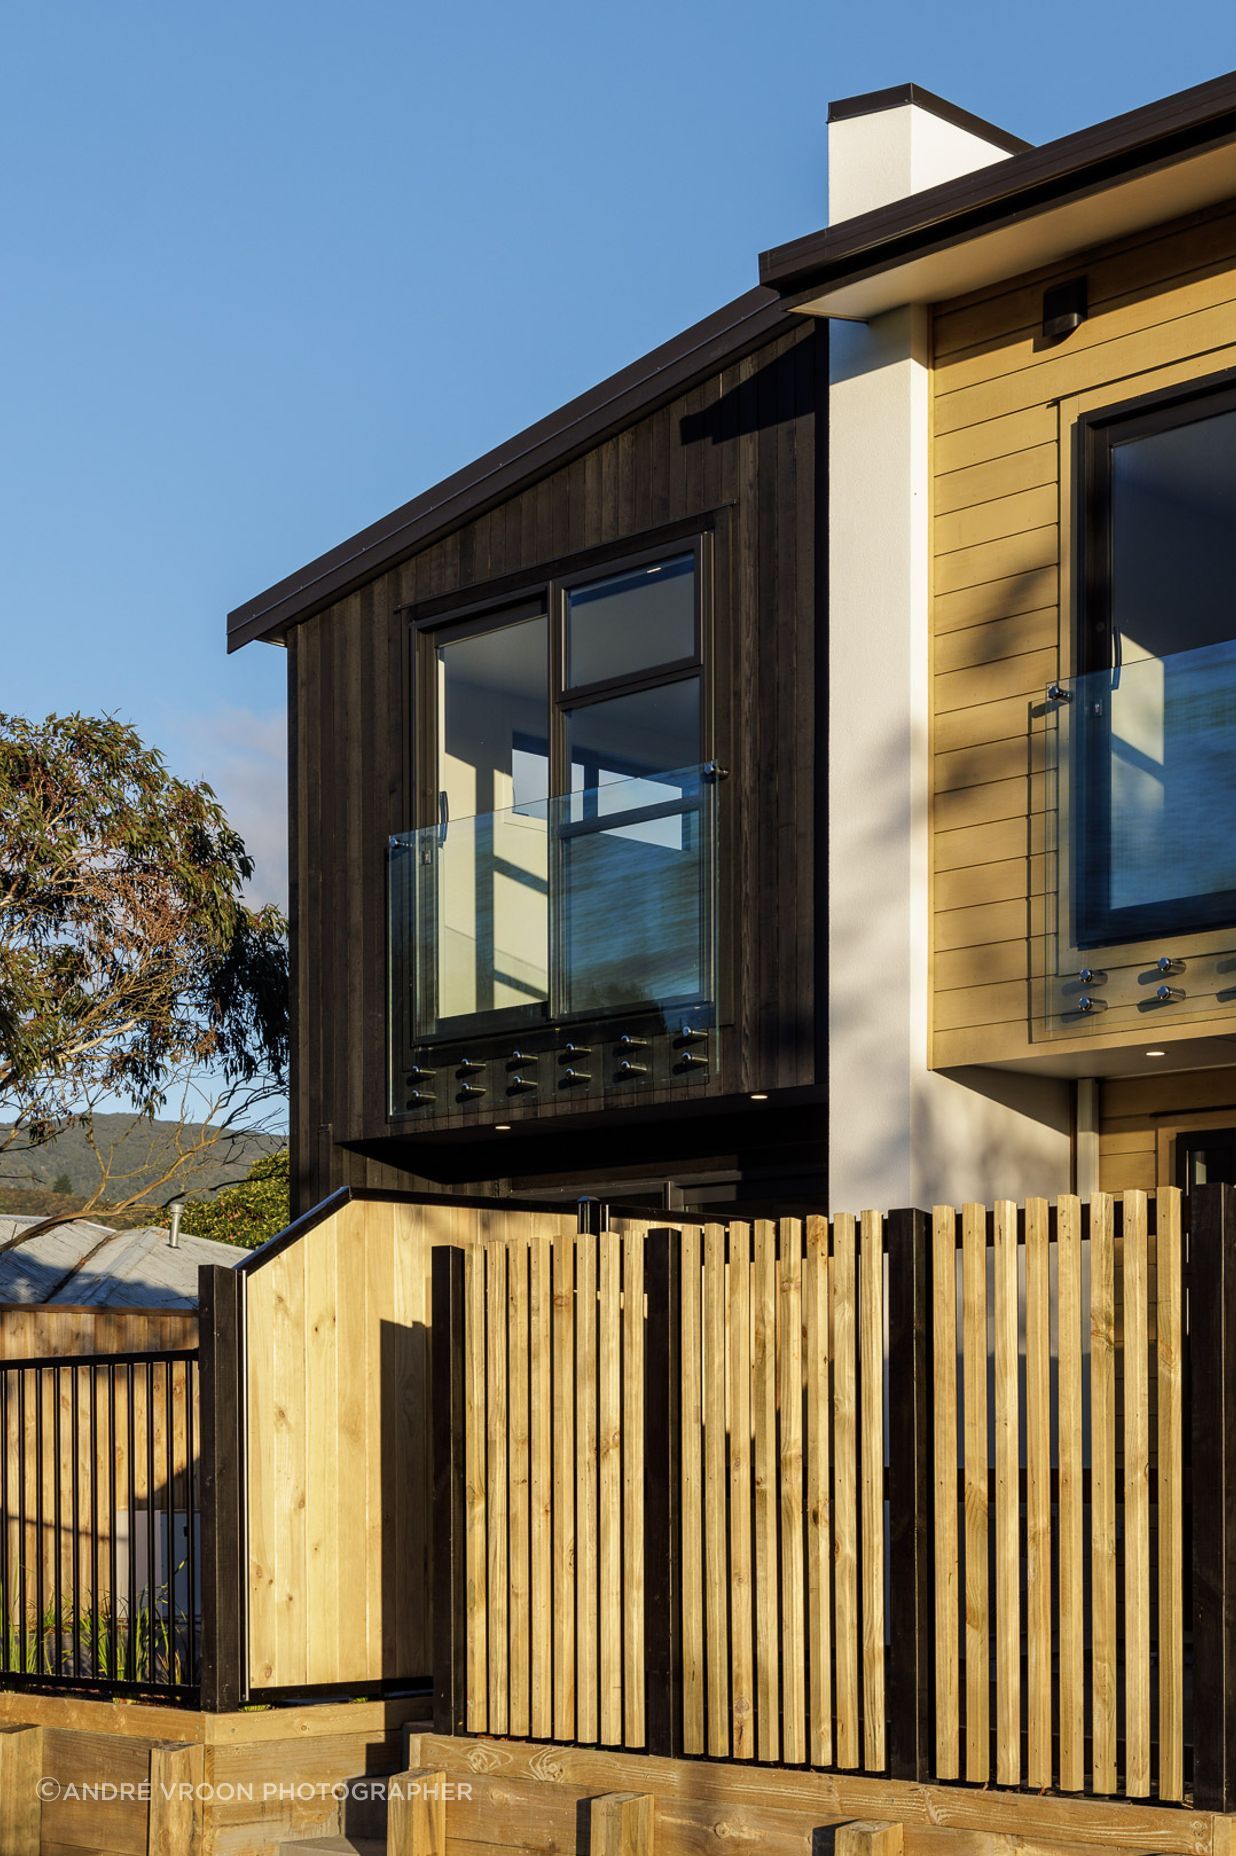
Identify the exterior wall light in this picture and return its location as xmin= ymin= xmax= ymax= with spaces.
xmin=1042 ymin=275 xmax=1087 ymax=343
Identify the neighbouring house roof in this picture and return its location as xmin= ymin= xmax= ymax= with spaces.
xmin=0 ymin=1215 xmax=244 ymax=1309
xmin=760 ymin=68 xmax=1236 ymax=317
xmin=227 ymin=284 xmax=797 ymax=652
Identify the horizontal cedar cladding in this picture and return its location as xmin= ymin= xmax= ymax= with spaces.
xmin=929 ymin=197 xmax=1236 ymax=1069
xmin=289 ymin=316 xmax=826 ymax=1207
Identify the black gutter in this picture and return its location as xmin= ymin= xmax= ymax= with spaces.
xmin=760 ymin=66 xmax=1236 ymax=296
xmin=227 ymin=284 xmax=794 ymax=651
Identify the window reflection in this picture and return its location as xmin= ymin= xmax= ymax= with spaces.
xmin=435 ymin=616 xmax=549 ymax=1022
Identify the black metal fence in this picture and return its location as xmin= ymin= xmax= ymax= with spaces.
xmin=0 ymin=1349 xmax=200 ymax=1698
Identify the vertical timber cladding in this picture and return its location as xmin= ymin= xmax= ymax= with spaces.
xmin=929 ymin=200 xmax=1236 ymax=1069
xmin=245 ymin=1197 xmax=464 ymax=1691
xmin=289 ymin=318 xmax=826 ymax=1209
xmin=244 ymin=1195 xmax=577 ymax=1695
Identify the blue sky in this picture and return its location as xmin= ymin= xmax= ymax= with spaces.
xmin=2 ymin=2 xmax=1232 ymax=908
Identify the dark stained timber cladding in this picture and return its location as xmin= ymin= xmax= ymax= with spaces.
xmin=432 ymin=1244 xmax=467 ymax=1733
xmin=1191 ymin=1182 xmax=1236 ymax=1810
xmin=290 ymin=321 xmax=826 ymax=1210
xmin=886 ymin=1207 xmax=932 ymax=1780
xmin=198 ymin=1265 xmax=244 ymax=1710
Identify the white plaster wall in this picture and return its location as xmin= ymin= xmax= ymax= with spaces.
xmin=826 ymin=104 xmax=1073 ymax=1211
xmin=827 ymin=103 xmax=1013 ymax=224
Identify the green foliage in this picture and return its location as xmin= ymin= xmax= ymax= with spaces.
xmin=169 ymin=1146 xmax=291 ymax=1250
xmin=3 ymin=1583 xmax=192 ymax=1686
xmin=52 ymin=1170 xmax=72 ymax=1195
xmin=0 ymin=712 xmax=288 ymax=1152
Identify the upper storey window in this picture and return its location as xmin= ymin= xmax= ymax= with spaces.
xmin=402 ymin=541 xmax=714 ymax=1041
xmin=1075 ymin=380 xmax=1236 ymax=945
xmin=565 ymin=554 xmax=696 ymax=688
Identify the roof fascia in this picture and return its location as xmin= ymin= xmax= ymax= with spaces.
xmin=760 ymin=68 xmax=1236 ymax=297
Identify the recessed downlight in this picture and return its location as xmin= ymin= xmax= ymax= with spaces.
xmin=1145 ymin=1049 xmax=1167 ymax=1058
xmin=750 ymin=1092 xmax=769 ymax=1101
xmin=495 ymin=1123 xmax=512 ymax=1131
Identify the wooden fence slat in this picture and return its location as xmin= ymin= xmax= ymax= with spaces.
xmin=464 ymin=1245 xmax=487 ymax=1734
xmin=508 ymin=1239 xmax=531 ymax=1738
xmin=1090 ymin=1192 xmax=1117 ymax=1795
xmin=859 ymin=1209 xmax=885 ymax=1773
xmin=804 ymin=1215 xmax=832 ymax=1769
xmin=486 ymin=1240 xmax=509 ymax=1736
xmin=833 ymin=1212 xmax=859 ymax=1770
xmin=1124 ymin=1190 xmax=1151 ymax=1797
xmin=576 ymin=1229 xmax=599 ymax=1747
xmin=1056 ymin=1194 xmax=1084 ymax=1792
xmin=1157 ymin=1188 xmax=1184 ymax=1802
xmin=530 ymin=1233 xmax=553 ymax=1740
xmin=645 ymin=1226 xmax=684 ymax=1758
xmin=931 ymin=1206 xmax=959 ymax=1781
xmin=993 ymin=1199 xmax=1020 ymax=1788
xmin=1025 ymin=1197 xmax=1051 ymax=1788
xmin=599 ymin=1227 xmax=622 ymax=1748
xmin=780 ymin=1219 xmax=806 ymax=1765
xmin=552 ymin=1229 xmax=576 ymax=1742
xmin=753 ymin=1217 xmax=780 ymax=1764
xmin=728 ymin=1220 xmax=755 ymax=1760
xmin=680 ymin=1221 xmax=704 ymax=1756
xmin=961 ymin=1202 xmax=989 ymax=1785
xmin=622 ymin=1226 xmax=646 ymax=1748
xmin=703 ymin=1222 xmax=730 ymax=1756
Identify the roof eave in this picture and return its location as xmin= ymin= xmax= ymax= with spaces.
xmin=759 ymin=66 xmax=1236 ymax=304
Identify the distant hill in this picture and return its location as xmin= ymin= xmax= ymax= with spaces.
xmin=0 ymin=1114 xmax=284 ymax=1212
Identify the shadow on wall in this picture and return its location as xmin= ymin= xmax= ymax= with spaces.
xmin=677 ymin=340 xmax=819 ymax=447
xmin=914 ymin=1064 xmax=1073 ymax=1208
xmin=827 ymin=556 xmax=1072 ymax=1208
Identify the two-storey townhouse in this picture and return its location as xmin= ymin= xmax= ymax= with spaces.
xmin=761 ymin=69 xmax=1236 ymax=1212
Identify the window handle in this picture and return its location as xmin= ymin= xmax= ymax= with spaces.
xmin=1111 ymin=622 xmax=1122 ymax=689
xmin=438 ymin=790 xmax=449 ymax=846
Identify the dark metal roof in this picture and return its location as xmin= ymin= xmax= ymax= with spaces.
xmin=228 ymin=285 xmax=795 ymax=651
xmin=827 ymin=82 xmax=1031 ymax=155
xmin=761 ymin=67 xmax=1236 ymax=297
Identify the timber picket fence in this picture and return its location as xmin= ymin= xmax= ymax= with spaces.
xmin=7 ymin=1180 xmax=1236 ymax=1817
xmin=433 ymin=1188 xmax=1217 ymax=1805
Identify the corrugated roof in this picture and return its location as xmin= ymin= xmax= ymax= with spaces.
xmin=0 ymin=1216 xmax=244 ymax=1309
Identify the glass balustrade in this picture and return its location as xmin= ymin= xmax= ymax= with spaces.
xmin=1038 ymin=637 xmax=1236 ymax=1034
xmin=389 ymin=764 xmax=718 ymax=1076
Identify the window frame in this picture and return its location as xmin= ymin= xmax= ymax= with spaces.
xmin=1074 ymin=371 xmax=1236 ymax=947
xmin=408 ymin=533 xmax=714 ymax=1040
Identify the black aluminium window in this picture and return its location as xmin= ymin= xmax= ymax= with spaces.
xmin=1073 ymin=373 xmax=1236 ymax=947
xmin=412 ymin=537 xmax=714 ymax=1038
